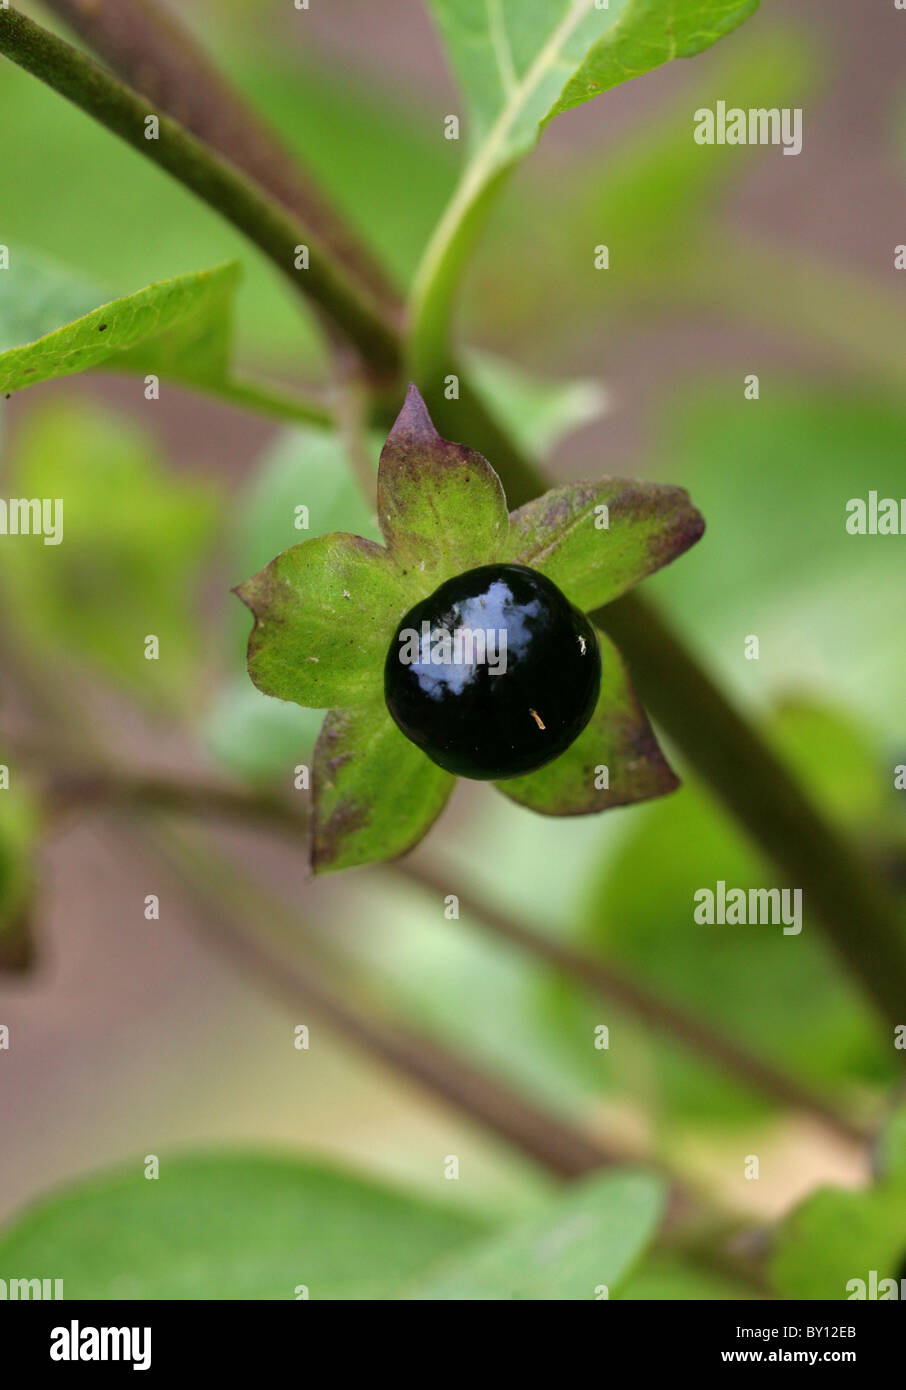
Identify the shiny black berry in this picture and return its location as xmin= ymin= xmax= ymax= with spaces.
xmin=384 ymin=563 xmax=601 ymax=780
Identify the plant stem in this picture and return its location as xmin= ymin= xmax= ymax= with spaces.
xmin=123 ymin=369 xmax=335 ymax=429
xmin=399 ymin=862 xmax=869 ymax=1146
xmin=0 ymin=6 xmax=400 ymax=379
xmin=45 ymin=765 xmax=299 ymax=833
xmin=40 ymin=0 xmax=401 ymax=319
xmin=598 ymin=593 xmax=906 ymax=1031
xmin=37 ymin=756 xmax=868 ymax=1142
xmin=148 ymin=820 xmax=625 ymax=1180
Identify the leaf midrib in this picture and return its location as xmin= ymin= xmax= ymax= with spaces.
xmin=412 ymin=0 xmax=595 ymax=318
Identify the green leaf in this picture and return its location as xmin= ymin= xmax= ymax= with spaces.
xmin=0 ymin=1152 xmax=489 ymax=1299
xmin=547 ymin=0 xmax=761 ymax=122
xmin=0 ymin=260 xmax=237 ymax=393
xmin=311 ymin=700 xmax=455 ymax=873
xmin=507 ymin=480 xmax=704 ymax=612
xmin=771 ymin=1181 xmax=906 ymax=1300
xmin=497 ymin=626 xmax=677 ymax=813
xmin=429 ymin=0 xmax=757 ymax=158
xmin=238 ymin=533 xmax=412 ymax=711
xmin=412 ymin=0 xmax=759 ymax=372
xmin=0 ymin=250 xmax=108 ymax=351
xmin=377 ymin=384 xmax=509 ymax=586
xmin=206 ymin=428 xmax=381 ymax=786
xmin=0 ymin=255 xmax=325 ymax=425
xmin=411 ymin=1168 xmax=665 ymax=1299
xmin=0 ymin=401 xmax=218 ymax=708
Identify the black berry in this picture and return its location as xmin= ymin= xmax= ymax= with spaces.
xmin=384 ymin=563 xmax=601 ymax=780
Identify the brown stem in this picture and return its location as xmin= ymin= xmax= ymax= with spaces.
xmin=46 ymin=765 xmax=299 ymax=833
xmin=148 ymin=821 xmax=625 ymax=1180
xmin=41 ymin=0 xmax=401 ymax=321
xmin=598 ymin=593 xmax=906 ymax=1034
xmin=35 ymin=757 xmax=867 ymax=1144
xmin=397 ymin=862 xmax=869 ymax=1148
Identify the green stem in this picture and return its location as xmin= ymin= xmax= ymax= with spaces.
xmin=40 ymin=0 xmax=402 ymax=319
xmin=408 ymin=166 xmax=510 ymax=389
xmin=598 ymin=593 xmax=906 ymax=1031
xmin=107 ymin=365 xmax=335 ymax=429
xmin=0 ymin=6 xmax=400 ymax=379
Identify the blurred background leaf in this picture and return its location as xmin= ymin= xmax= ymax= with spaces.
xmin=466 ymin=350 xmax=609 ymax=461
xmin=412 ymin=1167 xmax=665 ymax=1300
xmin=617 ymin=1252 xmax=757 ymax=1301
xmin=644 ymin=387 xmax=906 ymax=745
xmin=471 ymin=30 xmax=815 ymax=335
xmin=771 ymin=1177 xmax=906 ymax=1300
xmin=877 ymin=1105 xmax=906 ymax=1182
xmin=0 ymin=767 xmax=38 ymax=971
xmin=0 ymin=399 xmax=219 ymax=710
xmin=0 ymin=1151 xmax=490 ymax=1299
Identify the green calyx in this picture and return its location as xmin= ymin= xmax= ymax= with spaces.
xmin=237 ymin=385 xmax=704 ymax=873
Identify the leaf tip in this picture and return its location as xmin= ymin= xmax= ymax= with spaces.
xmin=231 ymin=579 xmax=253 ymax=611
xmin=389 ymin=383 xmax=440 ymax=448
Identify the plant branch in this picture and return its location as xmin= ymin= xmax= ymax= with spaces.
xmin=35 ymin=755 xmax=867 ymax=1143
xmin=0 ymin=6 xmax=400 ymax=378
xmin=39 ymin=0 xmax=401 ymax=319
xmin=146 ymin=819 xmax=625 ymax=1180
xmin=45 ymin=764 xmax=299 ymax=833
xmin=399 ymin=861 xmax=869 ymax=1147
xmin=0 ymin=7 xmax=543 ymax=469
xmin=598 ymin=593 xmax=906 ymax=1031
